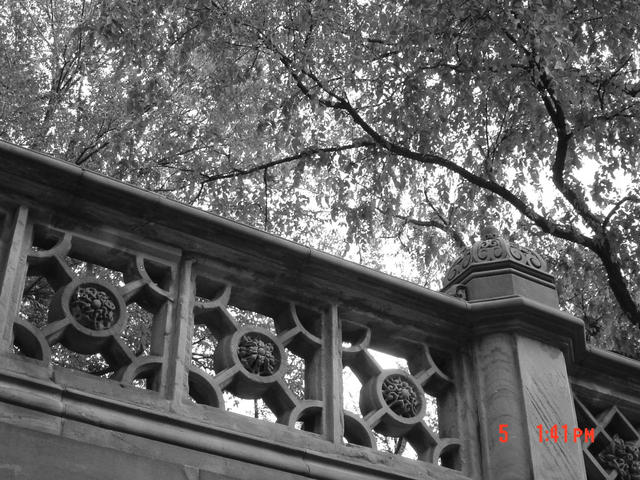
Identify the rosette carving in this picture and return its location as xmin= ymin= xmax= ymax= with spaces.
xmin=70 ymin=285 xmax=117 ymax=330
xmin=598 ymin=434 xmax=640 ymax=480
xmin=382 ymin=374 xmax=421 ymax=418
xmin=238 ymin=334 xmax=279 ymax=376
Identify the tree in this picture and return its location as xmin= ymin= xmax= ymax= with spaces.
xmin=1 ymin=0 xmax=640 ymax=355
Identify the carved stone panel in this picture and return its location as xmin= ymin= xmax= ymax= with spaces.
xmin=574 ymin=397 xmax=640 ymax=480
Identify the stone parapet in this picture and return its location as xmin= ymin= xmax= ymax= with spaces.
xmin=0 ymin=140 xmax=637 ymax=480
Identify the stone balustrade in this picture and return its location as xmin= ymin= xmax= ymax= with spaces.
xmin=0 ymin=140 xmax=638 ymax=480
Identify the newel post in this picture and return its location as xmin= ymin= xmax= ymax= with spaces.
xmin=443 ymin=227 xmax=587 ymax=480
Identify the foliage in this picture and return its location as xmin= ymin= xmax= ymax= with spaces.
xmin=2 ymin=0 xmax=640 ymax=356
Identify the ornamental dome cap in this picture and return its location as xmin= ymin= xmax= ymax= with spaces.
xmin=442 ymin=226 xmax=550 ymax=292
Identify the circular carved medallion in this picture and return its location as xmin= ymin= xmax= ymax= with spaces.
xmin=382 ymin=373 xmax=422 ymax=418
xmin=237 ymin=333 xmax=280 ymax=376
xmin=70 ymin=284 xmax=118 ymax=330
xmin=47 ymin=278 xmax=127 ymax=355
xmin=359 ymin=369 xmax=426 ymax=436
xmin=214 ymin=327 xmax=286 ymax=399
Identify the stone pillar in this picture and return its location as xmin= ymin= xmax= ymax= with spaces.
xmin=443 ymin=227 xmax=587 ymax=480
xmin=0 ymin=206 xmax=30 ymax=351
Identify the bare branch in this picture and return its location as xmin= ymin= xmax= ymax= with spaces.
xmin=75 ymin=140 xmax=109 ymax=165
xmin=200 ymin=141 xmax=374 ymax=183
xmin=423 ymin=192 xmax=467 ymax=249
xmin=393 ymin=213 xmax=466 ymax=249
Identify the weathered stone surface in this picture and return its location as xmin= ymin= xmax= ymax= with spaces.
xmin=0 ymin=421 xmax=198 ymax=480
xmin=0 ymin=206 xmax=30 ymax=350
xmin=517 ymin=336 xmax=585 ymax=479
xmin=59 ymin=418 xmax=310 ymax=480
xmin=0 ymin=140 xmax=637 ymax=480
xmin=0 ymin=400 xmax=62 ymax=437
xmin=473 ymin=333 xmax=532 ymax=479
xmin=473 ymin=332 xmax=587 ymax=479
xmin=0 ymin=360 xmax=469 ymax=480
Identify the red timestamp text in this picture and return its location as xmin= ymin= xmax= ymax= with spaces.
xmin=536 ymin=424 xmax=594 ymax=443
xmin=498 ymin=424 xmax=595 ymax=443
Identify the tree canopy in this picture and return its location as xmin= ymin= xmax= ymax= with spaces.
xmin=2 ymin=0 xmax=640 ymax=355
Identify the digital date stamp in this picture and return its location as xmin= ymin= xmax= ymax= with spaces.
xmin=498 ymin=424 xmax=595 ymax=443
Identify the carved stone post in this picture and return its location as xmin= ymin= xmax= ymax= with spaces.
xmin=443 ymin=227 xmax=587 ymax=480
xmin=0 ymin=206 xmax=30 ymax=351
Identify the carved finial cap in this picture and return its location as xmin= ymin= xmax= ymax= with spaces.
xmin=443 ymin=225 xmax=557 ymax=299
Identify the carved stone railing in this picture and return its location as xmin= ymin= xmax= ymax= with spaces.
xmin=0 ymin=142 xmax=473 ymax=480
xmin=571 ymin=350 xmax=640 ymax=480
xmin=0 ymin=141 xmax=638 ymax=480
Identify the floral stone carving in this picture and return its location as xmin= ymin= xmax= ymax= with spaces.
xmin=443 ymin=225 xmax=549 ymax=287
xmin=70 ymin=285 xmax=118 ymax=330
xmin=238 ymin=333 xmax=280 ymax=376
xmin=382 ymin=374 xmax=422 ymax=418
xmin=598 ymin=434 xmax=640 ymax=480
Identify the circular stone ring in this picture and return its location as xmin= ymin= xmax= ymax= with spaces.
xmin=48 ymin=277 xmax=127 ymax=354
xmin=359 ymin=369 xmax=426 ymax=436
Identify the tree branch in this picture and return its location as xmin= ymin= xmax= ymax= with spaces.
xmin=495 ymin=16 xmax=604 ymax=232
xmin=75 ymin=140 xmax=109 ymax=165
xmin=597 ymin=238 xmax=640 ymax=324
xmin=200 ymin=141 xmax=374 ymax=183
xmin=276 ymin=53 xmax=594 ymax=248
xmin=393 ymin=213 xmax=466 ymax=249
xmin=272 ymin=37 xmax=640 ymax=326
xmin=494 ymin=22 xmax=640 ymax=324
xmin=603 ymin=195 xmax=640 ymax=230
xmin=499 ymin=20 xmax=604 ymax=233
xmin=532 ymin=63 xmax=603 ymax=232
